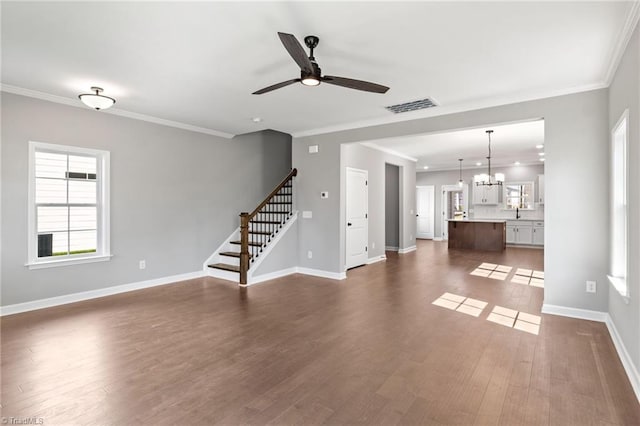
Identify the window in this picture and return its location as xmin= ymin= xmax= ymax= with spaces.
xmin=27 ymin=141 xmax=110 ymax=269
xmin=503 ymin=182 xmax=534 ymax=210
xmin=609 ymin=110 xmax=628 ymax=298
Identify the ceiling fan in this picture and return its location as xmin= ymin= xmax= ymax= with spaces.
xmin=252 ymin=32 xmax=390 ymax=95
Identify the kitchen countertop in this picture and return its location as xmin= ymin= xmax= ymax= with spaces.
xmin=446 ymin=219 xmax=507 ymax=223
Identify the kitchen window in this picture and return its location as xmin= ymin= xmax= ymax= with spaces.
xmin=27 ymin=141 xmax=111 ymax=269
xmin=609 ymin=110 xmax=628 ymax=298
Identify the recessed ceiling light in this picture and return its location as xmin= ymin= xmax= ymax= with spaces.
xmin=476 ymin=162 xmax=482 ymax=166
xmin=538 ymin=152 xmax=545 ymax=156
xmin=252 ymin=117 xmax=263 ymax=123
xmin=514 ymin=161 xmax=521 ymax=165
xmin=423 ymin=166 xmax=429 ymax=170
xmin=540 ymin=158 xmax=545 ymax=162
xmin=536 ymin=144 xmax=544 ymax=149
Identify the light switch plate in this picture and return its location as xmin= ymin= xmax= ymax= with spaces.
xmin=308 ymin=145 xmax=319 ymax=154
xmin=321 ymin=192 xmax=329 ymax=198
xmin=302 ymin=211 xmax=313 ymax=219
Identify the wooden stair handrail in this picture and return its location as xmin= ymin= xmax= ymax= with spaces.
xmin=248 ymin=168 xmax=297 ymax=220
xmin=239 ymin=168 xmax=297 ymax=284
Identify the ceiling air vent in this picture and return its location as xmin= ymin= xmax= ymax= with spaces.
xmin=385 ymin=98 xmax=438 ymax=114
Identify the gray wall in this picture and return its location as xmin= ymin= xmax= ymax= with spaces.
xmin=340 ymin=143 xmax=416 ymax=263
xmin=1 ymin=93 xmax=291 ymax=305
xmin=416 ymin=164 xmax=545 ymax=238
xmin=608 ymin=24 xmax=640 ymax=378
xmin=294 ymin=89 xmax=609 ymax=313
xmin=385 ymin=163 xmax=400 ymax=249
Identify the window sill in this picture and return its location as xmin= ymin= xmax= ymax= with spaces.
xmin=26 ymin=254 xmax=113 ymax=270
xmin=608 ymin=275 xmax=630 ymax=304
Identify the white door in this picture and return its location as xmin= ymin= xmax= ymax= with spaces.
xmin=416 ymin=186 xmax=434 ymax=239
xmin=346 ymin=168 xmax=368 ymax=269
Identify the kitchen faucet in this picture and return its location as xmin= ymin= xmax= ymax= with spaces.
xmin=516 ymin=207 xmax=521 ymax=219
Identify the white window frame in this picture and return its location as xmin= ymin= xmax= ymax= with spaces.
xmin=27 ymin=141 xmax=111 ymax=269
xmin=608 ymin=110 xmax=629 ymax=300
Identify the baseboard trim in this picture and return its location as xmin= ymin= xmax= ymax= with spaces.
xmin=367 ymin=255 xmax=387 ymax=264
xmin=0 ymin=270 xmax=206 ymax=316
xmin=398 ymin=245 xmax=417 ymax=254
xmin=248 ymin=267 xmax=298 ymax=285
xmin=606 ymin=314 xmax=640 ymax=404
xmin=385 ymin=246 xmax=399 ymax=252
xmin=433 ymin=237 xmax=443 ymax=242
xmin=297 ymin=267 xmax=346 ymax=280
xmin=541 ymin=303 xmax=608 ymax=322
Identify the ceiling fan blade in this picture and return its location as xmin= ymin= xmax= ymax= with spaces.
xmin=278 ymin=32 xmax=314 ymax=74
xmin=322 ymin=76 xmax=389 ymax=94
xmin=252 ymin=79 xmax=301 ymax=95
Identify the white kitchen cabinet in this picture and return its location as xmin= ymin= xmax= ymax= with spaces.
xmin=533 ymin=222 xmax=544 ymax=245
xmin=538 ymin=175 xmax=545 ymax=204
xmin=473 ymin=184 xmax=499 ymax=205
xmin=506 ymin=221 xmax=535 ymax=245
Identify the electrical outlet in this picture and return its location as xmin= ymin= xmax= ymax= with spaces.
xmin=139 ymin=260 xmax=146 ymax=270
xmin=372 ymin=242 xmax=375 ymax=249
xmin=586 ymin=280 xmax=596 ymax=293
xmin=307 ymin=250 xmax=313 ymax=259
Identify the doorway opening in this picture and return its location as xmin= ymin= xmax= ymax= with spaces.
xmin=385 ymin=164 xmax=401 ymax=251
xmin=441 ymin=184 xmax=469 ymax=240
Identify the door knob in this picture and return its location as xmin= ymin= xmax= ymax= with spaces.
xmin=347 ymin=222 xmax=352 ymax=226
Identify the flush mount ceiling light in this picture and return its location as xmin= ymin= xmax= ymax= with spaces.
xmin=252 ymin=117 xmax=263 ymax=123
xmin=78 ymin=87 xmax=115 ymax=110
xmin=474 ymin=130 xmax=504 ymax=186
xmin=476 ymin=162 xmax=482 ymax=166
xmin=536 ymin=144 xmax=544 ymax=149
xmin=423 ymin=166 xmax=429 ymax=170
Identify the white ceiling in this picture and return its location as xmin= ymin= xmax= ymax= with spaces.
xmin=363 ymin=120 xmax=545 ymax=171
xmin=1 ymin=2 xmax=636 ymax=137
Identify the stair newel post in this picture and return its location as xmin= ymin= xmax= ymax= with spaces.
xmin=239 ymin=212 xmax=250 ymax=285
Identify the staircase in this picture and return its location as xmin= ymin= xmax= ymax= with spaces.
xmin=208 ymin=169 xmax=297 ymax=284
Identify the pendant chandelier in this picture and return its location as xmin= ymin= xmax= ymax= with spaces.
xmin=457 ymin=158 xmax=464 ymax=187
xmin=474 ymin=130 xmax=504 ymax=186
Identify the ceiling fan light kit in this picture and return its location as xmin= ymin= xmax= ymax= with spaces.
xmin=253 ymin=32 xmax=389 ymax=95
xmin=474 ymin=130 xmax=504 ymax=186
xmin=78 ymin=86 xmax=116 ymax=110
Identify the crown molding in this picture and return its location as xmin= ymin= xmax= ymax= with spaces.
xmin=416 ymin=161 xmax=543 ymax=173
xmin=604 ymin=0 xmax=640 ymax=85
xmin=0 ymin=84 xmax=235 ymax=139
xmin=359 ymin=142 xmax=418 ymax=162
xmin=290 ymin=82 xmax=607 ymax=139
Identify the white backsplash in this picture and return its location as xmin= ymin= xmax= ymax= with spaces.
xmin=471 ymin=204 xmax=544 ymax=221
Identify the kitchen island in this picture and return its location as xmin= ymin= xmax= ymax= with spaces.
xmin=447 ymin=219 xmax=506 ymax=251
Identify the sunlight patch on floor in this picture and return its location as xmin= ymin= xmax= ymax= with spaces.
xmin=470 ymin=263 xmax=512 ymax=280
xmin=432 ymin=293 xmax=488 ymax=317
xmin=511 ymin=269 xmax=545 ymax=288
xmin=487 ymin=305 xmax=541 ymax=335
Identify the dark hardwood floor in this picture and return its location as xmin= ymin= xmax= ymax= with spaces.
xmin=2 ymin=240 xmax=639 ymax=425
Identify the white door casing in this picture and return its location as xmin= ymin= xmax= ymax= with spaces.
xmin=346 ymin=167 xmax=368 ymax=269
xmin=416 ymin=186 xmax=434 ymax=239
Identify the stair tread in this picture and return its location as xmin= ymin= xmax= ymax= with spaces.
xmin=220 ymin=251 xmax=252 ymax=258
xmin=258 ymin=211 xmax=290 ymax=215
xmin=251 ymin=220 xmax=282 ymax=224
xmin=267 ymin=202 xmax=292 ymax=205
xmin=249 ymin=231 xmax=272 ymax=235
xmin=208 ymin=263 xmax=240 ymax=273
xmin=230 ymin=240 xmax=263 ymax=246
